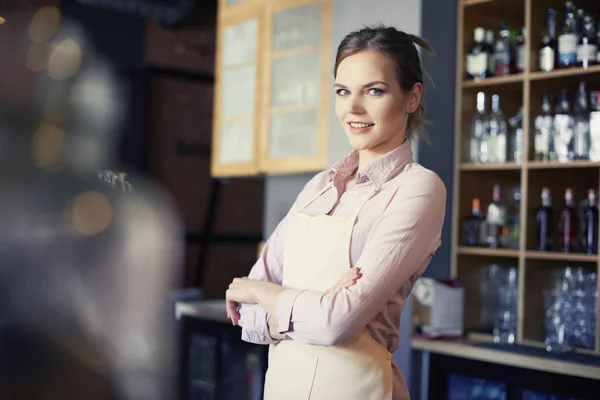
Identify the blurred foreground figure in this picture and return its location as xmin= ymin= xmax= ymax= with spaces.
xmin=0 ymin=7 xmax=183 ymax=400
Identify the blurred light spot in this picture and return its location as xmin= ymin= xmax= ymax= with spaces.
xmin=0 ymin=16 xmax=5 ymax=25
xmin=26 ymin=42 xmax=54 ymax=71
xmin=33 ymin=122 xmax=65 ymax=171
xmin=72 ymin=191 xmax=112 ymax=235
xmin=29 ymin=7 xmax=60 ymax=42
xmin=48 ymin=39 xmax=82 ymax=81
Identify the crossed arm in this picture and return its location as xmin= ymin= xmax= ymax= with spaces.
xmin=227 ymin=171 xmax=446 ymax=346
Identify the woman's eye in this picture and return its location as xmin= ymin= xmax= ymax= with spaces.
xmin=335 ymin=89 xmax=350 ymax=96
xmin=367 ymin=88 xmax=384 ymax=96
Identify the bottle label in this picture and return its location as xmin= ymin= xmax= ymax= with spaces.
xmin=539 ymin=48 xmax=555 ymax=72
xmin=494 ymin=47 xmax=510 ymax=75
xmin=466 ymin=52 xmax=488 ymax=76
xmin=558 ymin=34 xmax=578 ymax=65
xmin=488 ymin=134 xmax=507 ymax=163
xmin=577 ymin=44 xmax=597 ymax=63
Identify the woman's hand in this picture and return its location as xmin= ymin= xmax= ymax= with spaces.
xmin=325 ymin=267 xmax=362 ymax=294
xmin=225 ymin=277 xmax=284 ymax=326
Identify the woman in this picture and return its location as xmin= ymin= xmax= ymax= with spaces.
xmin=226 ymin=24 xmax=446 ymax=400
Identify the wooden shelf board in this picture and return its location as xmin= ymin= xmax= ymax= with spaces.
xmin=411 ymin=338 xmax=600 ymax=380
xmin=457 ymin=247 xmax=520 ymax=258
xmin=526 ymin=161 xmax=600 ymax=169
xmin=529 ymin=65 xmax=600 ymax=81
xmin=462 ymin=74 xmax=523 ymax=88
xmin=460 ymin=162 xmax=522 ymax=171
xmin=461 ymin=0 xmax=498 ymax=5
xmin=525 ymin=251 xmax=598 ymax=263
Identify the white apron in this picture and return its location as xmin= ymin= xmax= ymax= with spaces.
xmin=263 ymin=184 xmax=408 ymax=400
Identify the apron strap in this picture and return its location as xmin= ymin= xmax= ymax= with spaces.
xmin=297 ymin=183 xmax=333 ymax=212
xmin=352 ymin=188 xmax=379 ymax=219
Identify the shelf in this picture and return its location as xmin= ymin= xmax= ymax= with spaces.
xmin=457 ymin=247 xmax=520 ymax=258
xmin=461 ymin=0 xmax=498 ymax=5
xmin=462 ymin=74 xmax=523 ymax=88
xmin=525 ymin=251 xmax=598 ymax=263
xmin=460 ymin=162 xmax=522 ymax=171
xmin=411 ymin=337 xmax=600 ymax=380
xmin=529 ymin=65 xmax=600 ymax=81
xmin=526 ymin=161 xmax=600 ymax=169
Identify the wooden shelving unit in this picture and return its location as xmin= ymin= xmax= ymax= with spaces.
xmin=447 ymin=0 xmax=600 ymax=360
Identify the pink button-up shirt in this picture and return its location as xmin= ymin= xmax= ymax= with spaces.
xmin=239 ymin=141 xmax=446 ymax=384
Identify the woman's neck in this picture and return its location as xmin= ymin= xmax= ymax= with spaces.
xmin=357 ymin=136 xmax=408 ymax=170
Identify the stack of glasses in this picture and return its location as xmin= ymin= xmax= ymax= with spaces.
xmin=544 ymin=267 xmax=597 ymax=352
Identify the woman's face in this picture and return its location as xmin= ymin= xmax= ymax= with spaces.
xmin=334 ymin=50 xmax=421 ymax=158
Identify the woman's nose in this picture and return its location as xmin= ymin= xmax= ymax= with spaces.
xmin=347 ymin=97 xmax=365 ymax=115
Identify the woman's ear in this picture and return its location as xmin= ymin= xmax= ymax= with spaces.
xmin=407 ymin=82 xmax=423 ymax=114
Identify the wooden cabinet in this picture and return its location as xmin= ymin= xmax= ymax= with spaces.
xmin=211 ymin=0 xmax=333 ymax=177
xmin=452 ymin=0 xmax=600 ymax=357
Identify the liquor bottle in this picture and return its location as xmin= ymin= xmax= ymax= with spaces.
xmin=487 ymin=94 xmax=508 ymax=163
xmin=508 ymin=107 xmax=524 ymax=164
xmin=577 ymin=15 xmax=597 ymax=68
xmin=485 ymin=30 xmax=496 ymax=77
xmin=515 ymin=27 xmax=526 ymax=73
xmin=470 ymin=92 xmax=488 ymax=163
xmin=558 ymin=2 xmax=578 ymax=68
xmin=462 ymin=198 xmax=487 ymax=246
xmin=494 ymin=20 xmax=515 ymax=76
xmin=553 ymin=90 xmax=574 ymax=163
xmin=503 ymin=186 xmax=521 ymax=249
xmin=582 ymin=188 xmax=598 ymax=254
xmin=536 ymin=187 xmax=554 ymax=251
xmin=558 ymin=188 xmax=579 ymax=252
xmin=590 ymin=90 xmax=600 ymax=161
xmin=572 ymin=81 xmax=591 ymax=160
xmin=539 ymin=9 xmax=558 ymax=72
xmin=486 ymin=184 xmax=507 ymax=248
xmin=534 ymin=93 xmax=554 ymax=161
xmin=466 ymin=27 xmax=491 ymax=80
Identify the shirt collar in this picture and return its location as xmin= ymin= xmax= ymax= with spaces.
xmin=329 ymin=140 xmax=414 ymax=190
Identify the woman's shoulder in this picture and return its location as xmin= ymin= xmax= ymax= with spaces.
xmin=393 ymin=162 xmax=446 ymax=199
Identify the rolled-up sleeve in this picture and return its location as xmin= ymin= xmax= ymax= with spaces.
xmin=275 ymin=171 xmax=447 ymax=346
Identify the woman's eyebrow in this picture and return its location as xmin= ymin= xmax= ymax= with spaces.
xmin=333 ymin=81 xmax=390 ymax=89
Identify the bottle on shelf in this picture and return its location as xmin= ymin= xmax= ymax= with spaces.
xmin=539 ymin=8 xmax=558 ymax=72
xmin=581 ymin=188 xmax=598 ymax=254
xmin=466 ymin=27 xmax=492 ymax=80
xmin=558 ymin=1 xmax=578 ymax=68
xmin=515 ymin=27 xmax=526 ymax=73
xmin=503 ymin=186 xmax=521 ymax=250
xmin=533 ymin=93 xmax=555 ymax=162
xmin=469 ymin=91 xmax=489 ymax=163
xmin=462 ymin=198 xmax=487 ymax=247
xmin=572 ymin=81 xmax=591 ymax=160
xmin=553 ymin=90 xmax=574 ymax=163
xmin=508 ymin=107 xmax=524 ymax=164
xmin=485 ymin=29 xmax=496 ymax=77
xmin=494 ymin=20 xmax=516 ymax=76
xmin=577 ymin=15 xmax=597 ymax=68
xmin=486 ymin=183 xmax=506 ymax=248
xmin=486 ymin=94 xmax=508 ymax=164
xmin=590 ymin=90 xmax=600 ymax=161
xmin=558 ymin=187 xmax=579 ymax=252
xmin=535 ymin=187 xmax=554 ymax=251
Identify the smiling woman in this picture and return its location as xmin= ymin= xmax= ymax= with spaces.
xmin=226 ymin=24 xmax=445 ymax=400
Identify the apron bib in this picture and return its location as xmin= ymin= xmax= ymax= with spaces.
xmin=263 ymin=184 xmax=396 ymax=400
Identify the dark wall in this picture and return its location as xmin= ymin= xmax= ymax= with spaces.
xmin=419 ymin=0 xmax=458 ymax=280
